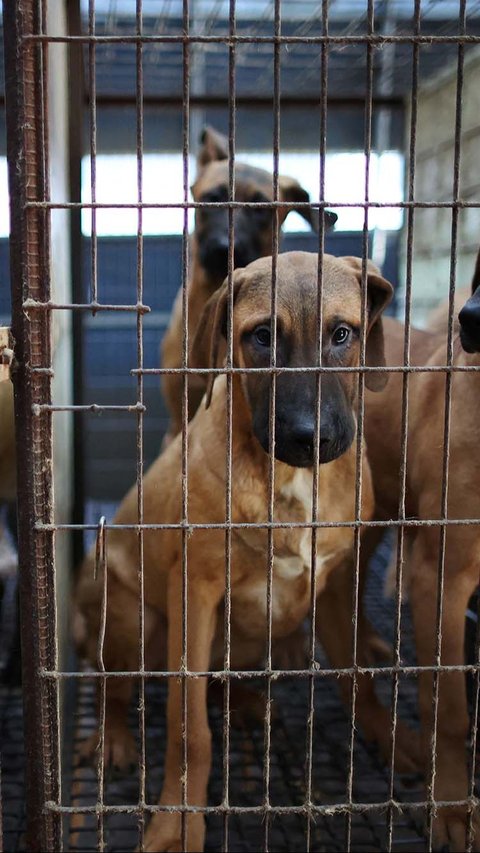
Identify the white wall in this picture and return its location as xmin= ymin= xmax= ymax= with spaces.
xmin=47 ymin=0 xmax=73 ymax=671
xmin=399 ymin=46 xmax=480 ymax=326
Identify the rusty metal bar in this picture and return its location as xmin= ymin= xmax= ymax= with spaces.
xmin=34 ymin=517 xmax=480 ymax=532
xmin=43 ymin=795 xmax=480 ymax=816
xmin=345 ymin=5 xmax=375 ymax=847
xmin=386 ymin=1 xmax=421 ymax=848
xmin=135 ymin=2 xmax=147 ymax=849
xmin=263 ymin=0 xmax=281 ymax=846
xmin=40 ymin=663 xmax=480 ymax=679
xmin=304 ymin=0 xmax=329 ymax=846
xmin=88 ymin=0 xmax=98 ymax=305
xmin=22 ymin=199 xmax=480 ymax=210
xmin=3 ymin=0 xmax=62 ymax=850
xmin=428 ymin=3 xmax=467 ymax=848
xmin=19 ymin=33 xmax=480 ymax=45
xmin=221 ymin=2 xmax=237 ymax=848
xmin=180 ymin=2 xmax=191 ymax=847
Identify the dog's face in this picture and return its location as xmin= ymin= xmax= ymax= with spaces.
xmin=191 ymin=127 xmax=337 ymax=283
xmin=191 ymin=252 xmax=393 ymax=468
xmin=459 ymin=285 xmax=480 ymax=354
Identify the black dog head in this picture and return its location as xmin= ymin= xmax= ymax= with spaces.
xmin=191 ymin=127 xmax=337 ymax=284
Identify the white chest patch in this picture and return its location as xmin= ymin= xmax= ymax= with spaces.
xmin=273 ymin=554 xmax=307 ymax=579
xmin=279 ymin=468 xmax=314 ymax=510
xmin=275 ymin=469 xmax=338 ymax=582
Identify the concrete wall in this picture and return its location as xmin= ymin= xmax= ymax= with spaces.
xmin=47 ymin=1 xmax=73 ymax=671
xmin=399 ymin=47 xmax=480 ymax=326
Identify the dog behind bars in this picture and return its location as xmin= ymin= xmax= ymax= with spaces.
xmin=76 ymin=251 xmax=396 ymax=852
xmin=355 ymin=249 xmax=480 ymax=852
xmin=160 ymin=126 xmax=337 ymax=443
xmin=0 ymin=381 xmax=17 ymax=581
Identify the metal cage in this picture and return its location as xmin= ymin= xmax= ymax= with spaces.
xmin=2 ymin=1 xmax=480 ymax=851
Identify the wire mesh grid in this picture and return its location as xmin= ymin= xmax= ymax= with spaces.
xmin=0 ymin=539 xmax=435 ymax=853
xmin=3 ymin=0 xmax=480 ymax=851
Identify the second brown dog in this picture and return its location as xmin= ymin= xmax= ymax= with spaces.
xmin=161 ymin=126 xmax=336 ymax=442
xmin=358 ymin=253 xmax=480 ymax=851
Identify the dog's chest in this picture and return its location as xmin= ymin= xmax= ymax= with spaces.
xmin=232 ymin=469 xmax=346 ymax=638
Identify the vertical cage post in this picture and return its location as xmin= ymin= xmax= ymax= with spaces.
xmin=3 ymin=1 xmax=61 ymax=851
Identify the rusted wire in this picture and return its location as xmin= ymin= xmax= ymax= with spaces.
xmin=95 ymin=516 xmax=107 ymax=853
xmin=345 ymin=4 xmax=374 ymax=847
xmin=20 ymin=33 xmax=480 ymax=45
xmin=180 ymin=3 xmax=191 ymax=847
xmin=221 ymin=2 xmax=237 ymax=848
xmin=40 ymin=664 xmax=480 ymax=680
xmin=23 ymin=199 xmax=480 ymax=209
xmin=43 ymin=794 xmax=480 ymax=817
xmin=304 ymin=1 xmax=329 ymax=847
xmin=386 ymin=1 xmax=421 ymax=848
xmin=135 ymin=2 xmax=146 ymax=848
xmin=4 ymin=0 xmax=62 ymax=848
xmin=263 ymin=2 xmax=281 ymax=847
xmin=428 ymin=3 xmax=467 ymax=849
xmin=88 ymin=0 xmax=98 ymax=305
xmin=35 ymin=517 xmax=480 ymax=532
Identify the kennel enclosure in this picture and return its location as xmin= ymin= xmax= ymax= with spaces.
xmin=1 ymin=1 xmax=480 ymax=851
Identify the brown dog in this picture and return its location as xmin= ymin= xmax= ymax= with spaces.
xmin=0 ymin=381 xmax=17 ymax=585
xmin=0 ymin=381 xmax=16 ymax=507
xmin=76 ymin=251 xmax=393 ymax=852
xmin=161 ymin=126 xmax=336 ymax=441
xmin=358 ymin=258 xmax=480 ymax=851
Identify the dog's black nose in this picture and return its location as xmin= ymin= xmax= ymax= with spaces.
xmin=290 ymin=420 xmax=315 ymax=458
xmin=201 ymin=236 xmax=254 ymax=279
xmin=459 ymin=293 xmax=480 ymax=353
xmin=201 ymin=236 xmax=230 ymax=277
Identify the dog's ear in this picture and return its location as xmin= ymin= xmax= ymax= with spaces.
xmin=197 ymin=126 xmax=229 ymax=169
xmin=341 ymin=256 xmax=394 ymax=392
xmin=278 ymin=175 xmax=337 ymax=232
xmin=189 ymin=272 xmax=244 ymax=408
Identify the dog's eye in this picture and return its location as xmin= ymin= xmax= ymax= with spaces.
xmin=332 ymin=325 xmax=351 ymax=346
xmin=253 ymin=325 xmax=271 ymax=347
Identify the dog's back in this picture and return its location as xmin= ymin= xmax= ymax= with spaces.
xmin=364 ymin=317 xmax=440 ymax=518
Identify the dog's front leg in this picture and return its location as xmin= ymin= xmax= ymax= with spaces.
xmin=143 ymin=566 xmax=223 ymax=853
xmin=410 ymin=530 xmax=480 ymax=853
xmin=316 ymin=558 xmax=421 ymax=773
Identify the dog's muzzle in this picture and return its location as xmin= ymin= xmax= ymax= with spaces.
xmin=255 ymin=413 xmax=355 ymax=468
xmin=459 ymin=291 xmax=480 ymax=353
xmin=199 ymin=236 xmax=256 ymax=279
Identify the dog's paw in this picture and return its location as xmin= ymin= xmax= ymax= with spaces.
xmin=141 ymin=812 xmax=205 ymax=853
xmin=431 ymin=805 xmax=480 ymax=852
xmin=77 ymin=724 xmax=138 ymax=773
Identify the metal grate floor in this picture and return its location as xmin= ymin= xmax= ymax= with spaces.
xmin=0 ymin=521 xmax=476 ymax=852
